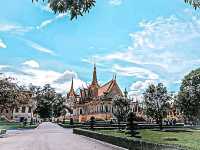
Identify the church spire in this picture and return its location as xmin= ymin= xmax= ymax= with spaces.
xmin=67 ymin=77 xmax=76 ymax=98
xmin=91 ymin=64 xmax=98 ymax=86
xmin=70 ymin=77 xmax=74 ymax=92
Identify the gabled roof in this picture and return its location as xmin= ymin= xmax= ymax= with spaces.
xmin=98 ymin=79 xmax=123 ymax=97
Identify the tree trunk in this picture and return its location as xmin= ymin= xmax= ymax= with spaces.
xmin=118 ymin=120 xmax=121 ymax=130
xmin=159 ymin=117 xmax=163 ymax=130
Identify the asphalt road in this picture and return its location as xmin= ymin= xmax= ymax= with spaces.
xmin=0 ymin=122 xmax=126 ymax=150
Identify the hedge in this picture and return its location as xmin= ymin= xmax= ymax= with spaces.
xmin=73 ymin=128 xmax=187 ymax=150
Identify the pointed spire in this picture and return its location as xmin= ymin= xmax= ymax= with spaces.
xmin=70 ymin=77 xmax=74 ymax=92
xmin=124 ymin=88 xmax=128 ymax=98
xmin=67 ymin=77 xmax=76 ymax=98
xmin=91 ymin=63 xmax=98 ymax=86
xmin=113 ymin=73 xmax=117 ymax=81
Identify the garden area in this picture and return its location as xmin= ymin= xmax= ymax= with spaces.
xmin=0 ymin=118 xmax=38 ymax=130
xmin=94 ymin=128 xmax=200 ymax=150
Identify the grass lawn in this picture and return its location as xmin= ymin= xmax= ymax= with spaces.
xmin=0 ymin=119 xmax=38 ymax=130
xmin=96 ymin=128 xmax=200 ymax=150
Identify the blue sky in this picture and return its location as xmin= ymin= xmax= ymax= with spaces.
xmin=0 ymin=0 xmax=200 ymax=96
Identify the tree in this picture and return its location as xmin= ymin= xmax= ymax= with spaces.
xmin=32 ymin=0 xmax=199 ymax=21
xmin=144 ymin=83 xmax=171 ymax=130
xmin=52 ymin=93 xmax=65 ymax=118
xmin=185 ymin=0 xmax=200 ymax=9
xmin=34 ymin=84 xmax=65 ymax=119
xmin=0 ymin=77 xmax=31 ymax=115
xmin=126 ymin=112 xmax=138 ymax=136
xmin=32 ymin=0 xmax=96 ymax=20
xmin=176 ymin=68 xmax=200 ymax=124
xmin=112 ymin=96 xmax=130 ymax=129
xmin=35 ymin=84 xmax=57 ymax=119
xmin=89 ymin=116 xmax=95 ymax=130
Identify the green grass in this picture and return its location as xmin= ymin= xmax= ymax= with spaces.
xmin=0 ymin=119 xmax=38 ymax=130
xmin=96 ymin=128 xmax=200 ymax=150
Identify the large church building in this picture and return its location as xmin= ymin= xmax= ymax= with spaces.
xmin=67 ymin=64 xmax=124 ymax=122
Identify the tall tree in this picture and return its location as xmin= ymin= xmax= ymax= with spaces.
xmin=177 ymin=68 xmax=200 ymax=124
xmin=34 ymin=84 xmax=65 ymax=119
xmin=32 ymin=0 xmax=96 ymax=20
xmin=0 ymin=77 xmax=30 ymax=114
xmin=53 ymin=93 xmax=65 ymax=118
xmin=112 ymin=96 xmax=130 ymax=129
xmin=35 ymin=84 xmax=57 ymax=119
xmin=144 ymin=83 xmax=171 ymax=130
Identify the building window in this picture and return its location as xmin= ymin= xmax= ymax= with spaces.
xmin=15 ymin=108 xmax=19 ymax=113
xmin=22 ymin=107 xmax=26 ymax=113
xmin=28 ymin=107 xmax=32 ymax=113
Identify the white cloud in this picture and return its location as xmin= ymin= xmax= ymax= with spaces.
xmin=36 ymin=13 xmax=67 ymax=30
xmin=84 ymin=12 xmax=200 ymax=93
xmin=36 ymin=19 xmax=53 ymax=30
xmin=112 ymin=64 xmax=159 ymax=80
xmin=1 ymin=65 xmax=86 ymax=94
xmin=109 ymin=0 xmax=123 ymax=6
xmin=130 ymin=80 xmax=154 ymax=93
xmin=0 ymin=39 xmax=7 ymax=48
xmin=0 ymin=23 xmax=33 ymax=35
xmin=25 ymin=40 xmax=56 ymax=55
xmin=130 ymin=15 xmax=200 ymax=50
xmin=23 ymin=60 xmax=40 ymax=68
xmin=0 ymin=65 xmax=9 ymax=70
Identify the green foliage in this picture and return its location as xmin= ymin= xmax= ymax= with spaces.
xmin=126 ymin=112 xmax=138 ymax=136
xmin=96 ymin=129 xmax=200 ymax=150
xmin=90 ymin=116 xmax=95 ymax=129
xmin=32 ymin=0 xmax=96 ymax=20
xmin=177 ymin=68 xmax=200 ymax=123
xmin=185 ymin=0 xmax=200 ymax=9
xmin=112 ymin=96 xmax=130 ymax=125
xmin=34 ymin=84 xmax=65 ymax=119
xmin=0 ymin=77 xmax=31 ymax=113
xmin=144 ymin=83 xmax=171 ymax=130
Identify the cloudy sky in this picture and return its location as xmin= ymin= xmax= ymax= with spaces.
xmin=0 ymin=0 xmax=200 ymax=95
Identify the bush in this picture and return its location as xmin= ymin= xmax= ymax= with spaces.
xmin=70 ymin=118 xmax=74 ymax=125
xmin=90 ymin=116 xmax=95 ymax=130
xmin=127 ymin=112 xmax=138 ymax=136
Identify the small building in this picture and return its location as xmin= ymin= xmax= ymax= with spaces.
xmin=13 ymin=104 xmax=35 ymax=122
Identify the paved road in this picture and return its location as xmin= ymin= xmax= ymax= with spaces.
xmin=0 ymin=122 xmax=126 ymax=150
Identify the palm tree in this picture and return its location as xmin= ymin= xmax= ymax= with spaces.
xmin=32 ymin=0 xmax=96 ymax=20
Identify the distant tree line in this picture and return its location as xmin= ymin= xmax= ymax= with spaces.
xmin=0 ymin=76 xmax=66 ymax=120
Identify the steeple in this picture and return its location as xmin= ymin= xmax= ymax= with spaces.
xmin=91 ymin=64 xmax=99 ymax=86
xmin=67 ymin=77 xmax=76 ymax=98
xmin=124 ymin=88 xmax=128 ymax=98
xmin=70 ymin=77 xmax=74 ymax=93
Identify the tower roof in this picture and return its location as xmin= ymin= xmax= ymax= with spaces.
xmin=90 ymin=64 xmax=99 ymax=87
xmin=67 ymin=77 xmax=77 ymax=98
